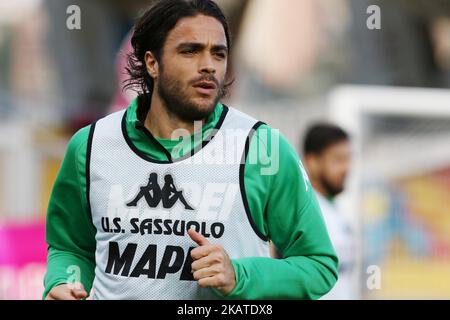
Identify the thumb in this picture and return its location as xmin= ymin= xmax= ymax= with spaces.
xmin=188 ymin=228 xmax=210 ymax=246
xmin=70 ymin=283 xmax=88 ymax=299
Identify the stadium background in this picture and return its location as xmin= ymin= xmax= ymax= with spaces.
xmin=0 ymin=0 xmax=450 ymax=299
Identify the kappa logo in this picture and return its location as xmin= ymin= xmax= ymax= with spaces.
xmin=127 ymin=173 xmax=194 ymax=210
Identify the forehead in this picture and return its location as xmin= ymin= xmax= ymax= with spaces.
xmin=323 ymin=141 xmax=351 ymax=156
xmin=165 ymin=14 xmax=227 ymax=47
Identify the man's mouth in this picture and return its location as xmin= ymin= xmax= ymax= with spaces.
xmin=192 ymin=81 xmax=217 ymax=96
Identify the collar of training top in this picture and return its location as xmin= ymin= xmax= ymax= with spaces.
xmin=126 ymin=95 xmax=224 ymax=138
xmin=120 ymin=95 xmax=227 ymax=163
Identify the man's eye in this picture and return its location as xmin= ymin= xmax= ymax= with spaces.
xmin=182 ymin=50 xmax=196 ymax=55
xmin=214 ymin=52 xmax=227 ymax=59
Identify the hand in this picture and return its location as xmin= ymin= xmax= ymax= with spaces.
xmin=188 ymin=228 xmax=236 ymax=296
xmin=45 ymin=282 xmax=88 ymax=300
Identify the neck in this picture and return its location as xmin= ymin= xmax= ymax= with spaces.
xmin=144 ymin=93 xmax=206 ymax=140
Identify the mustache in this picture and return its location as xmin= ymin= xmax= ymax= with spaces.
xmin=189 ymin=75 xmax=220 ymax=87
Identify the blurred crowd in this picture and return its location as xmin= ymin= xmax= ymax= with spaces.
xmin=0 ymin=0 xmax=449 ymax=132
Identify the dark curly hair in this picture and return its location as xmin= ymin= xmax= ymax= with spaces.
xmin=303 ymin=123 xmax=350 ymax=155
xmin=123 ymin=0 xmax=233 ymax=97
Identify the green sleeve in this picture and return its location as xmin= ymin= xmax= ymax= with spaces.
xmin=43 ymin=126 xmax=96 ymax=299
xmin=221 ymin=125 xmax=339 ymax=300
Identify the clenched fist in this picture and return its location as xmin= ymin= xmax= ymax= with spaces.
xmin=188 ymin=228 xmax=236 ymax=296
xmin=45 ymin=282 xmax=88 ymax=300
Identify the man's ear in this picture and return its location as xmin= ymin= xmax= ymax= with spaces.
xmin=304 ymin=154 xmax=319 ymax=179
xmin=144 ymin=51 xmax=159 ymax=79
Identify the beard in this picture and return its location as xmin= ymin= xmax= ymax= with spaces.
xmin=318 ymin=173 xmax=345 ymax=198
xmin=157 ymin=68 xmax=225 ymax=122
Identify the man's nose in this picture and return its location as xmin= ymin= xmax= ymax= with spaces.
xmin=199 ymin=54 xmax=216 ymax=74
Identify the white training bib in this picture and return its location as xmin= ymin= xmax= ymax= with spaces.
xmin=316 ymin=193 xmax=358 ymax=300
xmin=88 ymin=106 xmax=271 ymax=300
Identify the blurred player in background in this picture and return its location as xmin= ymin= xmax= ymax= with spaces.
xmin=303 ymin=123 xmax=358 ymax=300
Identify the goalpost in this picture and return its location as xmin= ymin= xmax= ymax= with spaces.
xmin=328 ymin=85 xmax=450 ymax=299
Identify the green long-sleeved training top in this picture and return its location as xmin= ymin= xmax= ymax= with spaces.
xmin=43 ymin=97 xmax=338 ymax=300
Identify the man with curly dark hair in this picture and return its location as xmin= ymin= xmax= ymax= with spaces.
xmin=44 ymin=0 xmax=338 ymax=300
